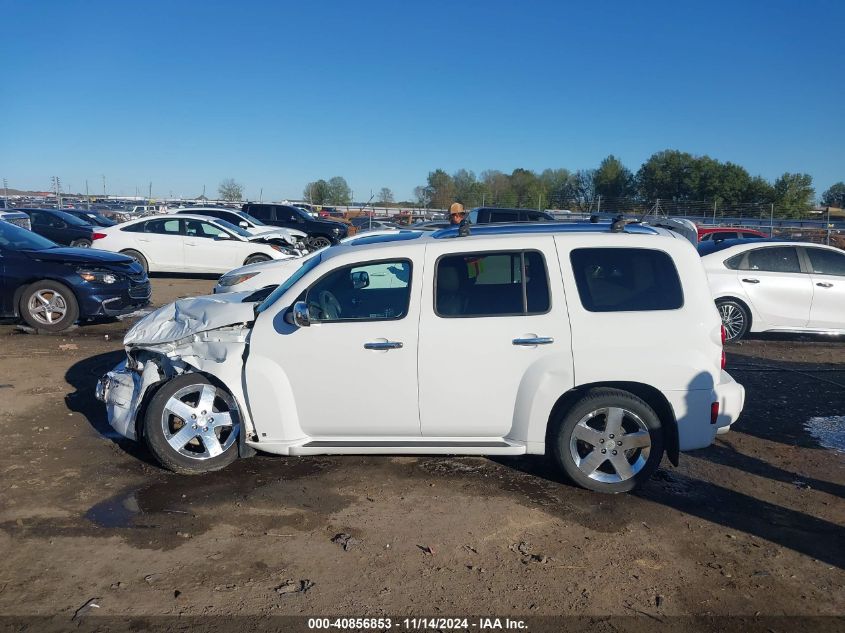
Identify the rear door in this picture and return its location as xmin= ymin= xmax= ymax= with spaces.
xmin=803 ymin=247 xmax=845 ymax=330
xmin=29 ymin=211 xmax=64 ymax=243
xmin=735 ymin=246 xmax=812 ymax=328
xmin=417 ymin=237 xmax=572 ymax=438
xmin=140 ymin=218 xmax=185 ymax=271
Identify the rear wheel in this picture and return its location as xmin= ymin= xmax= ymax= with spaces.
xmin=121 ymin=249 xmax=148 ymax=273
xmin=19 ymin=281 xmax=80 ymax=332
xmin=551 ymin=388 xmax=664 ymax=493
xmin=716 ymin=299 xmax=749 ymax=342
xmin=143 ymin=373 xmax=240 ymax=474
xmin=244 ymin=254 xmax=271 ymax=265
xmin=70 ymin=239 xmax=91 ymax=248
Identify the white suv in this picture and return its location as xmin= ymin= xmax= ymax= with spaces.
xmin=97 ymin=222 xmax=745 ymax=493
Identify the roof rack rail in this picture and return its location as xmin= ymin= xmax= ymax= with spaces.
xmin=431 ymin=221 xmax=658 ymax=239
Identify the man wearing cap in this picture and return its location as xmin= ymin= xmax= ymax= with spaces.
xmin=449 ymin=202 xmax=467 ymax=225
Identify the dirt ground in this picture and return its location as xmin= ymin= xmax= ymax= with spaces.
xmin=0 ymin=277 xmax=843 ymax=629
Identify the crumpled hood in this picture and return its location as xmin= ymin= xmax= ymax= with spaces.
xmin=23 ymin=247 xmax=135 ymax=266
xmin=124 ymin=291 xmax=258 ymax=347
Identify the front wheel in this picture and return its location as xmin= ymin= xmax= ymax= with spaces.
xmin=244 ymin=254 xmax=271 ymax=265
xmin=143 ymin=374 xmax=240 ymax=474
xmin=551 ymin=388 xmax=664 ymax=493
xmin=308 ymin=236 xmax=332 ymax=250
xmin=70 ymin=239 xmax=92 ymax=248
xmin=121 ymin=249 xmax=149 ymax=273
xmin=716 ymin=299 xmax=749 ymax=342
xmin=19 ymin=281 xmax=80 ymax=332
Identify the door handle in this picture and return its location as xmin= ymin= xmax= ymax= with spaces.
xmin=741 ymin=278 xmax=760 ymax=284
xmin=512 ymin=337 xmax=554 ymax=346
xmin=364 ymin=341 xmax=403 ymax=350
xmin=816 ymin=282 xmax=833 ymax=288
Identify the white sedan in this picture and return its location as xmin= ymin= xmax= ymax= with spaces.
xmin=702 ymin=240 xmax=845 ymax=341
xmin=92 ymin=214 xmax=295 ymax=274
xmin=214 ymin=229 xmax=412 ymax=293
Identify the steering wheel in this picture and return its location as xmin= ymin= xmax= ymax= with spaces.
xmin=318 ymin=290 xmax=342 ymax=320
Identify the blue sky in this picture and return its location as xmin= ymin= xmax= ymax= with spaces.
xmin=1 ymin=0 xmax=843 ymax=201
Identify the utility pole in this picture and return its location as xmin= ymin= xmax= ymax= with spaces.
xmin=3 ymin=178 xmax=7 ymax=203
xmin=713 ymin=200 xmax=717 ymax=224
xmin=148 ymin=181 xmax=152 ymax=201
xmin=259 ymin=187 xmax=263 ymax=203
xmin=85 ymin=180 xmax=90 ymax=210
xmin=102 ymin=174 xmax=106 ymax=198
xmin=597 ymin=195 xmax=601 ymax=213
xmin=769 ymin=203 xmax=774 ymax=238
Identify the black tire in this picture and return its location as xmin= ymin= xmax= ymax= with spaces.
xmin=244 ymin=254 xmax=271 ymax=265
xmin=70 ymin=239 xmax=92 ymax=248
xmin=121 ymin=249 xmax=148 ymax=273
xmin=716 ymin=299 xmax=749 ymax=342
xmin=308 ymin=236 xmax=332 ymax=250
xmin=143 ymin=373 xmax=240 ymax=475
xmin=18 ymin=280 xmax=80 ymax=332
xmin=551 ymin=388 xmax=664 ymax=493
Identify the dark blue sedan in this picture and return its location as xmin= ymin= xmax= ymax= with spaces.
xmin=0 ymin=221 xmax=151 ymax=331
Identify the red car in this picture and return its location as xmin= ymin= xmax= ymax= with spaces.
xmin=697 ymin=226 xmax=768 ymax=242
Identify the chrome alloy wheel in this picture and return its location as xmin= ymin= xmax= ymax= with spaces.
xmin=27 ymin=289 xmax=68 ymax=326
xmin=569 ymin=407 xmax=651 ymax=483
xmin=719 ymin=303 xmax=745 ymax=341
xmin=161 ymin=383 xmax=239 ymax=460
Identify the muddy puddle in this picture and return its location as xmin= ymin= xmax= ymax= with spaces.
xmin=804 ymin=416 xmax=845 ymax=453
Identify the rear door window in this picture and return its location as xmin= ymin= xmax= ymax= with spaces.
xmin=489 ymin=210 xmax=518 ymax=223
xmin=249 ymin=205 xmax=273 ymax=221
xmin=742 ymin=247 xmax=801 ymax=273
xmin=435 ymin=251 xmax=550 ymax=317
xmin=570 ymin=248 xmax=683 ymax=312
xmin=145 ymin=219 xmax=182 ymax=235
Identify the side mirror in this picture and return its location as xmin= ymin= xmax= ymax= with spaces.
xmin=351 ymin=270 xmax=369 ymax=289
xmin=292 ymin=301 xmax=310 ymax=327
xmin=214 ymin=233 xmax=231 ymax=240
xmin=239 ymin=221 xmax=249 ymax=228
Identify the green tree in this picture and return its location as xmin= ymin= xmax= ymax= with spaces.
xmin=772 ymin=172 xmax=815 ymax=217
xmin=303 ymin=179 xmax=331 ymax=204
xmin=593 ymin=155 xmax=634 ymax=201
xmin=480 ymin=170 xmax=511 ymax=206
xmin=509 ymin=168 xmax=540 ymax=208
xmin=636 ymin=150 xmax=697 ymax=201
xmin=539 ymin=168 xmax=576 ymax=209
xmin=821 ymin=182 xmax=845 ymax=207
xmin=327 ymin=176 xmax=352 ymax=205
xmin=218 ymin=178 xmax=244 ymax=201
xmin=413 ymin=185 xmax=431 ymax=208
xmin=426 ymin=169 xmax=455 ymax=209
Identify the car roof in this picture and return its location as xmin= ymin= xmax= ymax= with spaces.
xmin=698 ymin=238 xmax=840 ymax=258
xmin=698 ymin=226 xmax=766 ymax=234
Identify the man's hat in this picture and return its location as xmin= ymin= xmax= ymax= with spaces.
xmin=449 ymin=202 xmax=465 ymax=214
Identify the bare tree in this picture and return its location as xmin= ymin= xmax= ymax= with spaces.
xmin=218 ymin=178 xmax=244 ymax=202
xmin=377 ymin=187 xmax=395 ymax=205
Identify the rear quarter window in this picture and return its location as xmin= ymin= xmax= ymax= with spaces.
xmin=570 ymin=248 xmax=684 ymax=312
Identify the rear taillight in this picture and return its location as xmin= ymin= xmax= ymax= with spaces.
xmin=92 ymin=232 xmax=107 ymax=240
xmin=711 ymin=402 xmax=720 ymax=424
xmin=720 ymin=324 xmax=726 ymax=370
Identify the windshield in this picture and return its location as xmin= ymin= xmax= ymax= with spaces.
xmin=256 ymin=253 xmax=323 ymax=313
xmin=0 ymin=221 xmax=58 ymax=250
xmin=239 ymin=211 xmax=265 ymax=226
xmin=292 ymin=206 xmax=313 ymax=221
xmin=213 ymin=218 xmax=253 ymax=238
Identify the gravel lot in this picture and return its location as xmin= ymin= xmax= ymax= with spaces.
xmin=0 ymin=277 xmax=843 ymax=626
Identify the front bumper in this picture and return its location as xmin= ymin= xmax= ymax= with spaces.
xmin=96 ymin=360 xmax=160 ymax=441
xmin=714 ymin=370 xmax=745 ymax=435
xmin=80 ymin=281 xmax=152 ymax=318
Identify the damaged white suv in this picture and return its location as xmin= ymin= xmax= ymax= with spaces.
xmin=97 ymin=222 xmax=745 ymax=493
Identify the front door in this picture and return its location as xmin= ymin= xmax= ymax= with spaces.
xmin=804 ymin=247 xmax=845 ymax=330
xmin=246 ymin=257 xmax=421 ymax=438
xmin=182 ymin=219 xmax=245 ymax=273
xmin=735 ymin=246 xmax=813 ymax=329
xmin=417 ymin=238 xmax=571 ymax=438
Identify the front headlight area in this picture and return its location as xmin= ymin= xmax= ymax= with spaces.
xmin=218 ymin=271 xmax=260 ymax=287
xmin=77 ymin=268 xmax=119 ymax=284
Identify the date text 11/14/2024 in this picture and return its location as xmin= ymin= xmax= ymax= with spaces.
xmin=307 ymin=618 xmax=528 ymax=630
